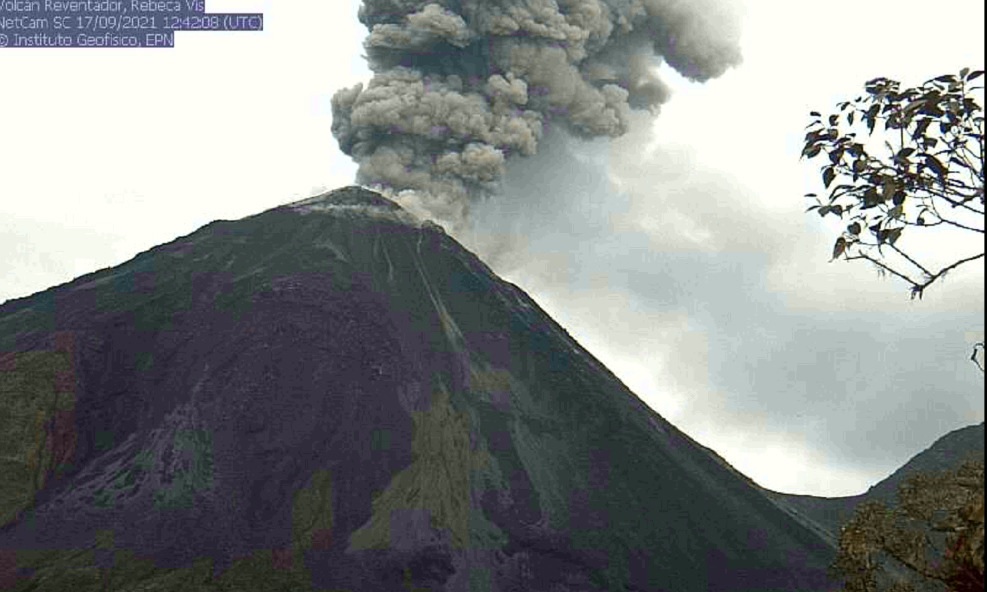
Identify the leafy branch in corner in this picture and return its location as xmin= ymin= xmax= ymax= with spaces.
xmin=802 ymin=67 xmax=985 ymax=374
xmin=802 ymin=67 xmax=984 ymax=297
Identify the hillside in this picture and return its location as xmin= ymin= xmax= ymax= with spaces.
xmin=1 ymin=186 xmax=850 ymax=591
xmin=763 ymin=422 xmax=985 ymax=545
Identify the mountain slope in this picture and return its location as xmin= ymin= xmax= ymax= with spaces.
xmin=763 ymin=422 xmax=985 ymax=546
xmin=0 ymin=186 xmax=839 ymax=591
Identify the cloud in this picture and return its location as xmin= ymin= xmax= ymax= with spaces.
xmin=453 ymin=107 xmax=984 ymax=496
xmin=328 ymin=0 xmax=983 ymax=497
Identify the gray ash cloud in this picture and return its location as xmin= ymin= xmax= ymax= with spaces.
xmin=332 ymin=0 xmax=743 ymax=226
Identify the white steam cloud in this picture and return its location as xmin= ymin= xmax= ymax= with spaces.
xmin=332 ymin=0 xmax=743 ymax=226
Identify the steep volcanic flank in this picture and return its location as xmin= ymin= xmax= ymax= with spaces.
xmin=0 ymin=186 xmax=838 ymax=591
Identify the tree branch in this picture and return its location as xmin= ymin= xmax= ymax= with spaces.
xmin=936 ymin=216 xmax=986 ymax=233
xmin=923 ymin=184 xmax=987 ymax=216
xmin=917 ymin=251 xmax=986 ymax=294
xmin=845 ymin=252 xmax=923 ymax=287
xmin=888 ymin=242 xmax=935 ymax=278
xmin=844 ymin=247 xmax=985 ymax=300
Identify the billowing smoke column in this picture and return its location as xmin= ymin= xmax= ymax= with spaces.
xmin=332 ymin=0 xmax=743 ymax=225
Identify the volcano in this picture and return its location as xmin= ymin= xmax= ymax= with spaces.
xmin=0 ymin=186 xmax=840 ymax=591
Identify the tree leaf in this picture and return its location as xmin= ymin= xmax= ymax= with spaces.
xmin=895 ymin=147 xmax=916 ymax=161
xmin=863 ymin=187 xmax=881 ymax=209
xmin=849 ymin=222 xmax=862 ymax=235
xmin=865 ymin=104 xmax=881 ymax=134
xmin=823 ymin=167 xmax=836 ymax=189
xmin=915 ymin=118 xmax=932 ymax=137
xmin=923 ymin=154 xmax=948 ymax=181
xmin=949 ymin=156 xmax=968 ymax=169
xmin=967 ymin=70 xmax=984 ymax=82
xmin=832 ymin=237 xmax=847 ymax=260
xmin=881 ymin=177 xmax=898 ymax=201
xmin=801 ymin=144 xmax=822 ymax=160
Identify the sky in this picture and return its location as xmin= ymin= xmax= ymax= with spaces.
xmin=1 ymin=0 xmax=983 ymax=497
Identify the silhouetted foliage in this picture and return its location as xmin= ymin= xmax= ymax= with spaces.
xmin=801 ymin=67 xmax=984 ymax=295
xmin=830 ymin=459 xmax=985 ymax=592
xmin=802 ymin=67 xmax=985 ymax=374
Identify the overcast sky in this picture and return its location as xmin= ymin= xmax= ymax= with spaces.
xmin=1 ymin=0 xmax=983 ymax=497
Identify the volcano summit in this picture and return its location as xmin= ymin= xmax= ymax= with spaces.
xmin=0 ymin=186 xmax=839 ymax=591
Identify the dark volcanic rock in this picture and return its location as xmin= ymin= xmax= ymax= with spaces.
xmin=1 ymin=186 xmax=839 ymax=591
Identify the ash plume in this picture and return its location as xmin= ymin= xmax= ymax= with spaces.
xmin=332 ymin=0 xmax=743 ymax=226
